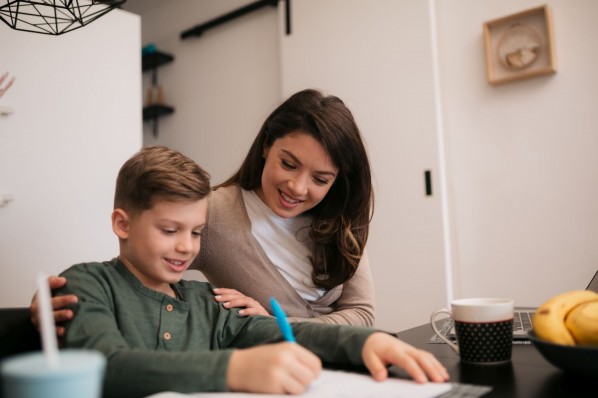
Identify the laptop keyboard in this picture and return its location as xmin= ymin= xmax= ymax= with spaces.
xmin=513 ymin=311 xmax=534 ymax=334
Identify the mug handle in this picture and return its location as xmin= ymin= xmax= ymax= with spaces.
xmin=431 ymin=308 xmax=459 ymax=354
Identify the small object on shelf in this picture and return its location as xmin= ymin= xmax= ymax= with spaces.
xmin=141 ymin=43 xmax=157 ymax=57
xmin=145 ymin=85 xmax=164 ymax=106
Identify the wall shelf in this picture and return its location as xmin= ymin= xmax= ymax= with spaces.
xmin=142 ymin=50 xmax=175 ymax=137
xmin=142 ymin=51 xmax=174 ymax=72
xmin=143 ymin=104 xmax=174 ymax=121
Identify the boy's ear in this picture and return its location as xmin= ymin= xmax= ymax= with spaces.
xmin=112 ymin=209 xmax=130 ymax=239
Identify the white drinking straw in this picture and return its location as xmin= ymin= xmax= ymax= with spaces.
xmin=37 ymin=273 xmax=60 ymax=368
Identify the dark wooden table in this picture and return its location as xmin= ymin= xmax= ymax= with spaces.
xmin=395 ymin=323 xmax=596 ymax=398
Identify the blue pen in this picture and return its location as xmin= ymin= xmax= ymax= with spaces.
xmin=270 ymin=297 xmax=296 ymax=343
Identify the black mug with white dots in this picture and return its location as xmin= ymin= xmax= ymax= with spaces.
xmin=431 ymin=298 xmax=514 ymax=364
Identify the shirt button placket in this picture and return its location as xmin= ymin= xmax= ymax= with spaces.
xmin=163 ymin=303 xmax=174 ymax=342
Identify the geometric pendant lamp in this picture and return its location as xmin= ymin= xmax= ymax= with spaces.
xmin=0 ymin=0 xmax=126 ymax=35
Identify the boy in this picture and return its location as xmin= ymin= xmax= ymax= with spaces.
xmin=55 ymin=146 xmax=448 ymax=397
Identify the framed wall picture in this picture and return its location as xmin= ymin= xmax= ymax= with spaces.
xmin=483 ymin=5 xmax=556 ymax=85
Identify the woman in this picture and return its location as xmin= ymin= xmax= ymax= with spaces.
xmin=201 ymin=89 xmax=374 ymax=325
xmin=33 ymin=89 xmax=376 ymax=328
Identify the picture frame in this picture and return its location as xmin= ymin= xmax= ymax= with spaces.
xmin=483 ymin=5 xmax=556 ymax=85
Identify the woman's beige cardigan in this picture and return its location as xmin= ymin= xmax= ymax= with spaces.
xmin=192 ymin=184 xmax=375 ymax=326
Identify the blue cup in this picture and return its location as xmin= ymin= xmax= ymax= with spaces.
xmin=1 ymin=350 xmax=105 ymax=398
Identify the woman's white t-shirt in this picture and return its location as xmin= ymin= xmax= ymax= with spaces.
xmin=241 ymin=189 xmax=325 ymax=301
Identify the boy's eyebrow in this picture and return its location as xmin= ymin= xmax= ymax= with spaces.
xmin=159 ymin=219 xmax=206 ymax=230
xmin=280 ymin=149 xmax=337 ymax=177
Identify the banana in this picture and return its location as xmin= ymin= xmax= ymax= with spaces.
xmin=565 ymin=299 xmax=598 ymax=346
xmin=532 ymin=290 xmax=598 ymax=345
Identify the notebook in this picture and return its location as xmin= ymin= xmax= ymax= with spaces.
xmin=432 ymin=269 xmax=598 ymax=343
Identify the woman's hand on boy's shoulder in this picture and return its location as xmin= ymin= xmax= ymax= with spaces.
xmin=362 ymin=332 xmax=450 ymax=384
xmin=30 ymin=275 xmax=78 ymax=336
xmin=213 ymin=287 xmax=270 ymax=317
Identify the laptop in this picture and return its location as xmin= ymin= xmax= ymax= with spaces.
xmin=433 ymin=269 xmax=598 ymax=343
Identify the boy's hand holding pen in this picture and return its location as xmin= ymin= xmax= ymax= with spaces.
xmin=227 ymin=297 xmax=319 ymax=394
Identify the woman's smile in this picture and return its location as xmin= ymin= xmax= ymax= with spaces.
xmin=279 ymin=189 xmax=303 ymax=207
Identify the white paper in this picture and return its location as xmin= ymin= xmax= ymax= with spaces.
xmin=145 ymin=369 xmax=452 ymax=398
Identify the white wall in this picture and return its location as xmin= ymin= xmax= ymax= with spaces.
xmin=0 ymin=10 xmax=142 ymax=306
xmin=437 ymin=0 xmax=598 ymax=305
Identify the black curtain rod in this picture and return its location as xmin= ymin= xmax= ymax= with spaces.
xmin=181 ymin=0 xmax=279 ymax=40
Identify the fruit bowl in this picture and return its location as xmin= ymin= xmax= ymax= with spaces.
xmin=528 ymin=330 xmax=598 ymax=377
